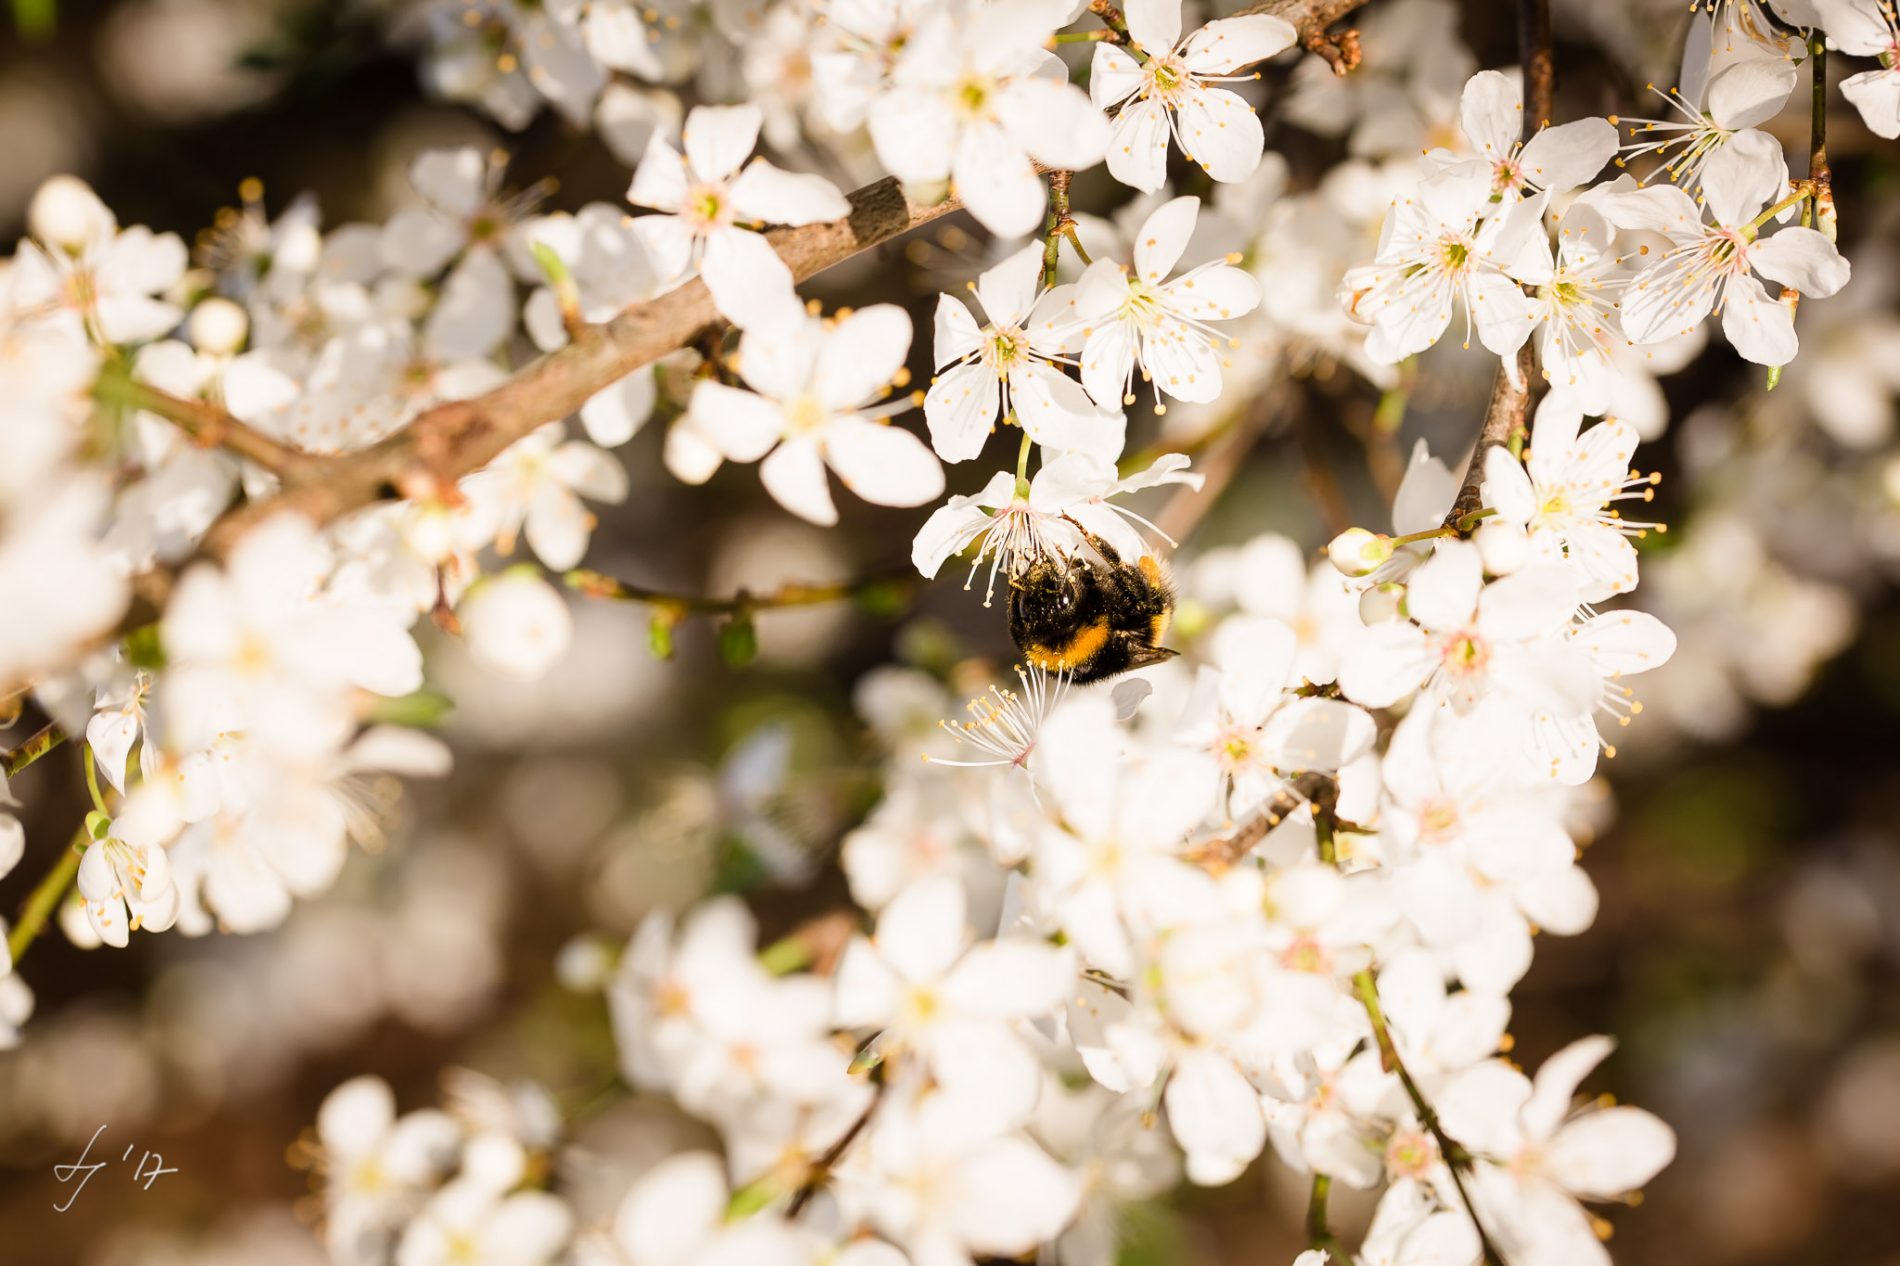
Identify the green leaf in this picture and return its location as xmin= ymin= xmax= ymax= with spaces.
xmin=85 ymin=810 xmax=111 ymax=841
xmin=365 ymin=686 xmax=455 ymax=728
xmin=11 ymin=0 xmax=55 ymax=38
xmin=123 ymin=624 xmax=166 ymax=671
xmin=648 ymin=614 xmax=677 ymax=660
xmin=718 ymin=613 xmax=758 ymax=668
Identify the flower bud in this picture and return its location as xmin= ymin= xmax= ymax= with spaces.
xmin=461 ymin=571 xmax=573 ymax=682
xmin=1473 ymin=518 xmax=1531 ymax=576
xmin=1327 ymin=527 xmax=1392 ymax=577
xmin=187 ymin=297 xmax=250 ymax=356
xmin=1359 ymin=581 xmax=1404 ymax=624
xmin=28 ymin=175 xmax=115 ymax=253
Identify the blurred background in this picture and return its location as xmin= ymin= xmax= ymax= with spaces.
xmin=3 ymin=0 xmax=1900 ymax=1262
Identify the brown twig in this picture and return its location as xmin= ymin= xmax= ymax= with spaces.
xmin=97 ymin=375 xmax=315 ymax=478
xmin=1236 ymin=0 xmax=1371 ymax=75
xmin=1446 ymin=344 xmax=1533 ymax=525
xmin=1183 ymin=771 xmax=1335 ymax=870
xmin=1445 ymin=0 xmax=1551 ymax=527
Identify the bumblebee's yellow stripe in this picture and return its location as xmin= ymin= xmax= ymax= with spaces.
xmin=1151 ymin=607 xmax=1171 ymax=645
xmin=1025 ymin=618 xmax=1110 ymax=672
xmin=1138 ymin=554 xmax=1163 ymax=584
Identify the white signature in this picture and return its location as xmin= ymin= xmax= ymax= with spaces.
xmin=52 ymin=1124 xmax=178 ymax=1212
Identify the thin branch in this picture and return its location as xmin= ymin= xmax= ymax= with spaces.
xmin=1446 ymin=0 xmax=1551 ymax=526
xmin=1306 ymin=1173 xmax=1348 ymax=1260
xmin=1183 ymin=770 xmax=1334 ymax=870
xmin=124 ymin=0 xmax=1379 ymax=566
xmin=95 ymin=374 xmax=316 ymax=478
xmin=1446 ymin=344 xmax=1532 ymax=526
xmin=3 ymin=722 xmax=64 ymax=779
xmin=7 ymin=826 xmax=85 ymax=965
xmin=786 ymin=1079 xmax=885 ymax=1217
xmin=565 ymin=567 xmax=915 ymax=617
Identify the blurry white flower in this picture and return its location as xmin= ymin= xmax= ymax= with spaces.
xmin=459 ymin=570 xmax=574 ymax=682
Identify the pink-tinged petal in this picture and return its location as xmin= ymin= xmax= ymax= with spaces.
xmin=824 ymin=416 xmax=945 ymax=508
xmin=1175 ymin=86 xmax=1265 ymax=183
xmin=1181 ymin=14 xmax=1297 ymax=74
xmin=681 ymin=103 xmax=761 ymax=182
xmin=759 ymin=435 xmax=837 ymax=524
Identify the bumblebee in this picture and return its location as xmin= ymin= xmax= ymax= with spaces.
xmin=1007 ymin=528 xmax=1177 ymax=683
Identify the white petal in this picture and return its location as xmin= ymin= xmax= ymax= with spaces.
xmin=1459 ymin=69 xmax=1523 ymax=164
xmin=1010 ymin=362 xmax=1124 ymax=460
xmin=1104 ymin=98 xmax=1172 ymax=194
xmin=1841 ymin=67 xmax=1900 ymax=140
xmin=626 ymin=132 xmax=690 ymax=213
xmin=1749 ymin=226 xmax=1851 ymax=298
xmin=1719 ymin=273 xmax=1797 ymax=366
xmin=876 ymin=875 xmax=968 ymax=981
xmin=728 ymin=159 xmax=852 ymax=227
xmin=1181 ymin=14 xmax=1297 ymax=74
xmin=1518 ymin=118 xmax=1617 ymax=192
xmin=579 ymin=371 xmax=657 ymax=447
xmin=815 ymin=305 xmax=912 ymax=409
xmin=759 ymin=435 xmax=837 ymax=525
xmin=689 ymin=381 xmax=785 ymax=463
xmin=1165 ymin=1048 xmax=1267 ymax=1186
xmin=977 ymin=241 xmax=1048 ymax=330
xmin=1546 ymin=1109 xmax=1676 ymax=1197
xmin=682 ymin=104 xmax=762 ymax=182
xmin=701 ymin=228 xmax=801 ymax=329
xmin=955 ymin=123 xmax=1047 ymax=239
xmin=1122 ymin=0 xmax=1181 ymax=53
xmin=924 ymin=361 xmax=1001 ymax=462
xmin=1175 ymin=86 xmax=1265 ymax=183
xmin=1090 ymin=41 xmax=1145 ymax=109
xmin=824 ymin=416 xmax=945 ymax=508
xmin=1134 ymin=196 xmax=1200 ymax=285
xmin=933 ymin=293 xmax=985 ymax=371
xmin=996 ymin=77 xmax=1110 ymax=171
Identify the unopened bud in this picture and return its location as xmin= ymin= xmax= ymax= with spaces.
xmin=28 ymin=175 xmax=115 ymax=253
xmin=187 ymin=298 xmax=250 ymax=356
xmin=1327 ymin=527 xmax=1392 ymax=577
xmin=1473 ymin=518 xmax=1531 ymax=575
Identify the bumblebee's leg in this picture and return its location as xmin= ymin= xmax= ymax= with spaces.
xmin=1059 ymin=514 xmax=1125 ymax=566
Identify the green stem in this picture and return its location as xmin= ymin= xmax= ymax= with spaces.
xmin=566 ymin=568 xmax=913 ymax=616
xmin=1051 ymin=28 xmax=1113 ymax=43
xmin=82 ymin=746 xmax=109 ymax=816
xmin=1352 ymin=968 xmax=1508 ymax=1266
xmin=7 ymin=827 xmax=85 ymax=964
xmin=1743 ymin=186 xmax=1813 ymax=237
xmin=3 ymin=723 xmax=65 ymax=779
xmin=1014 ymin=432 xmax=1035 ymax=498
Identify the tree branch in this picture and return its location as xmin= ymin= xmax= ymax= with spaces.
xmin=1237 ymin=0 xmax=1371 ymax=75
xmin=95 ymin=373 xmax=317 ymax=478
xmin=3 ymin=722 xmax=64 ymax=779
xmin=1445 ymin=0 xmax=1550 ymax=526
xmin=6 ymin=825 xmax=84 ymax=966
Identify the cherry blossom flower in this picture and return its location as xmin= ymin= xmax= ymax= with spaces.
xmin=1615 ymin=13 xmax=1799 ymax=187
xmin=925 ymin=242 xmax=1124 ymax=465
xmin=864 ymin=0 xmax=1108 ymax=236
xmin=1438 ymin=1038 xmax=1676 ymax=1266
xmin=1089 ymin=1 xmax=1296 ymax=193
xmin=317 ymin=1076 xmax=465 ymax=1266
xmin=1482 ymin=400 xmax=1660 ymax=601
xmin=458 ymin=570 xmax=575 ymax=683
xmin=462 ymin=422 xmax=629 ymax=570
xmin=680 ymin=305 xmax=943 ymax=525
xmin=9 ymin=176 xmax=187 ymax=346
xmin=1607 ymin=171 xmax=1851 ymax=366
xmin=1432 ymin=70 xmax=1619 ymax=201
xmin=1070 ymin=196 xmax=1263 ymax=409
xmin=910 ymin=451 xmax=1198 ymax=603
xmin=628 ymin=103 xmax=851 ymax=327
xmin=1340 ymin=164 xmax=1546 ymax=366
xmin=835 ymin=875 xmax=1074 ymax=1133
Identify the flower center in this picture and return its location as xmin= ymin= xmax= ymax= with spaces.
xmin=1142 ymin=54 xmax=1191 ymax=104
xmin=1122 ymin=276 xmax=1166 ymax=327
xmin=684 ymin=183 xmax=732 ymax=232
xmin=784 ymin=393 xmax=828 ymax=435
xmin=1440 ymin=236 xmax=1471 ymax=273
xmin=1441 ymin=631 xmax=1490 ymax=676
xmin=987 ymin=325 xmax=1027 ymax=374
xmin=954 ymin=75 xmax=996 ymax=120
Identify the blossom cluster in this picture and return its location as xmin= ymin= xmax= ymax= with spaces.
xmin=2 ymin=0 xmax=1896 ymax=1263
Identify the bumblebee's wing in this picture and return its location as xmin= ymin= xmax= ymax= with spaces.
xmin=1123 ymin=646 xmax=1178 ymax=671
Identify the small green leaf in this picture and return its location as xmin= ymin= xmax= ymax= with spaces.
xmin=85 ymin=810 xmax=111 ymax=841
xmin=1765 ymin=364 xmax=1782 ymax=392
xmin=852 ymin=578 xmax=913 ymax=619
xmin=123 ymin=624 xmax=166 ymax=670
xmin=365 ymin=686 xmax=455 ymax=728
xmin=718 ymin=613 xmax=758 ymax=668
xmin=648 ymin=614 xmax=677 ymax=660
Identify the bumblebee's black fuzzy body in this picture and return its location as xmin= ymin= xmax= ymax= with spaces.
xmin=1007 ymin=532 xmax=1177 ymax=684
